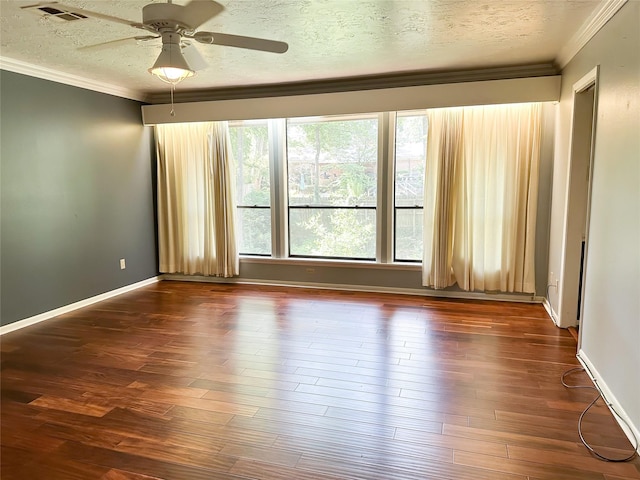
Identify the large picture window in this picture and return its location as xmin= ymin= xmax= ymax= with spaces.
xmin=286 ymin=115 xmax=378 ymax=260
xmin=394 ymin=112 xmax=427 ymax=261
xmin=229 ymin=120 xmax=271 ymax=255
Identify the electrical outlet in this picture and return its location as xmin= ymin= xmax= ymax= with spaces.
xmin=120 ymin=258 xmax=126 ymax=270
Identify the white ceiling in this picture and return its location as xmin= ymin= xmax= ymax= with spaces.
xmin=0 ymin=0 xmax=604 ymax=99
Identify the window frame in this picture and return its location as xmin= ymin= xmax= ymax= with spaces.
xmin=392 ymin=110 xmax=428 ymax=263
xmin=231 ymin=110 xmax=430 ymax=265
xmin=229 ymin=119 xmax=273 ymax=257
xmin=285 ymin=113 xmax=381 ymax=261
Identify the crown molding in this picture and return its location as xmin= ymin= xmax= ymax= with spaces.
xmin=0 ymin=56 xmax=148 ymax=102
xmin=556 ymin=0 xmax=628 ymax=69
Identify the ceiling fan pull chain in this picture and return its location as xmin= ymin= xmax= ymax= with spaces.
xmin=170 ymin=84 xmax=176 ymax=117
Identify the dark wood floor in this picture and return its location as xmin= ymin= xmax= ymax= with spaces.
xmin=2 ymin=281 xmax=638 ymax=480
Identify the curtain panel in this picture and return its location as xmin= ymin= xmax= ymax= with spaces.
xmin=422 ymin=103 xmax=541 ymax=293
xmin=156 ymin=121 xmax=239 ymax=277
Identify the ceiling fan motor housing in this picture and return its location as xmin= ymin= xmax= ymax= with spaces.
xmin=142 ymin=3 xmax=195 ymax=32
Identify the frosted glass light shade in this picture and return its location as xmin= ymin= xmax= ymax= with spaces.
xmin=149 ymin=43 xmax=194 ymax=85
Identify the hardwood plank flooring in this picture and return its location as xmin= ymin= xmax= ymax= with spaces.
xmin=2 ymin=281 xmax=638 ymax=479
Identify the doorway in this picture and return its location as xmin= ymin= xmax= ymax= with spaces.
xmin=557 ymin=67 xmax=599 ymax=337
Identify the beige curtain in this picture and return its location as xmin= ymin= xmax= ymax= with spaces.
xmin=422 ymin=103 xmax=541 ymax=293
xmin=156 ymin=121 xmax=239 ymax=277
xmin=422 ymin=108 xmax=463 ymax=289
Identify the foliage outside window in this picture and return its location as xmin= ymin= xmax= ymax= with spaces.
xmin=286 ymin=115 xmax=378 ymax=260
xmin=394 ymin=112 xmax=427 ymax=261
xmin=229 ymin=120 xmax=271 ymax=255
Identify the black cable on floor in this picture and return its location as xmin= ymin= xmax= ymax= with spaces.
xmin=562 ymin=366 xmax=638 ymax=462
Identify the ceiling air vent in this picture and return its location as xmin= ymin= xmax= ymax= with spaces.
xmin=37 ymin=6 xmax=87 ymax=21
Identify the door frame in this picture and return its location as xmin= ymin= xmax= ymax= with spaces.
xmin=557 ymin=66 xmax=599 ymax=331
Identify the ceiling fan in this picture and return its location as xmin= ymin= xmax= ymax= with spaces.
xmin=23 ymin=0 xmax=289 ymax=85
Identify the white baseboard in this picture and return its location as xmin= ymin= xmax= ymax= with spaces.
xmin=0 ymin=276 xmax=162 ymax=335
xmin=162 ymin=274 xmax=540 ymax=304
xmin=577 ymin=349 xmax=640 ymax=454
xmin=542 ymin=297 xmax=560 ymax=326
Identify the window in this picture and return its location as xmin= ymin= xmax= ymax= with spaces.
xmin=229 ymin=120 xmax=271 ymax=255
xmin=286 ymin=115 xmax=379 ymax=260
xmin=394 ymin=112 xmax=427 ymax=261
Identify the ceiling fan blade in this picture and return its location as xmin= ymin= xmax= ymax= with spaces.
xmin=22 ymin=2 xmax=146 ymax=30
xmin=78 ymin=36 xmax=159 ymax=51
xmin=192 ymin=31 xmax=289 ymax=54
xmin=179 ymin=0 xmax=224 ymax=30
xmin=181 ymin=43 xmax=208 ymax=71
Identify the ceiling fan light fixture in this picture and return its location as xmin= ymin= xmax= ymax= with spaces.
xmin=149 ymin=42 xmax=194 ymax=85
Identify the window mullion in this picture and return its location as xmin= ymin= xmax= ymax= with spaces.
xmin=269 ymin=118 xmax=287 ymax=258
xmin=379 ymin=112 xmax=395 ymax=264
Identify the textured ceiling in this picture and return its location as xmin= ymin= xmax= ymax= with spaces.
xmin=0 ymin=0 xmax=600 ymax=96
